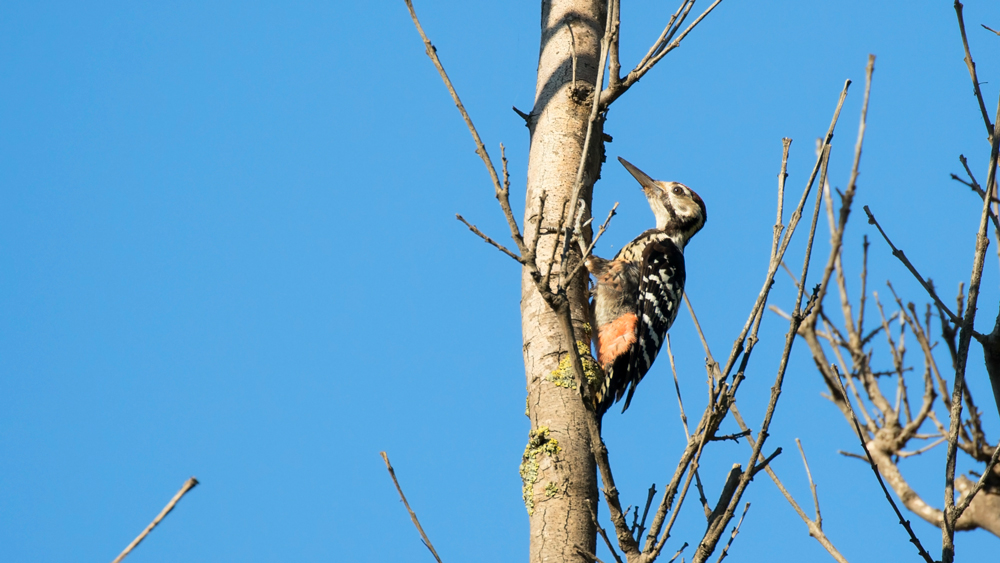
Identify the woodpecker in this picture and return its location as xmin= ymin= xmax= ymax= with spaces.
xmin=586 ymin=156 xmax=707 ymax=416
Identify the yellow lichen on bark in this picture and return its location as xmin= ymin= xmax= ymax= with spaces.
xmin=519 ymin=426 xmax=562 ymax=515
xmin=545 ymin=341 xmax=602 ymax=392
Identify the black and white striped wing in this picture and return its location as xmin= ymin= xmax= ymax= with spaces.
xmin=621 ymin=239 xmax=686 ymax=411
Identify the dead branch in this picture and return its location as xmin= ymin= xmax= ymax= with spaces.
xmin=713 ymin=503 xmax=750 ymax=563
xmin=647 ymin=93 xmax=849 ymax=562
xmin=730 ymin=405 xmax=848 ymax=562
xmin=567 ymin=203 xmax=620 ymax=285
xmin=601 ymin=0 xmax=725 ymax=107
xmin=954 ymin=1 xmax=995 ymax=140
xmin=381 ymin=452 xmax=444 ymax=563
xmin=404 ymin=0 xmax=569 ymax=312
xmin=796 ymin=439 xmax=822 ymax=525
xmin=403 ymin=1 xmax=521 ymax=249
xmin=943 ymin=83 xmax=1000 ymax=563
xmin=862 ymin=206 xmax=964 ymax=328
xmin=693 ymin=146 xmax=832 ymax=563
xmin=111 ymin=477 xmax=199 ymax=563
xmin=833 ymin=368 xmax=936 ymax=563
xmin=559 ymin=4 xmax=615 ymax=289
xmin=456 ymin=214 xmax=523 ymax=263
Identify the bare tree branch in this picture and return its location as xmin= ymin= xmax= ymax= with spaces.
xmin=713 ymin=503 xmax=750 ymax=563
xmin=632 ymin=484 xmax=658 ymax=548
xmin=862 ymin=206 xmax=965 ymax=328
xmin=568 ymin=203 xmax=620 ymax=284
xmin=796 ymin=439 xmax=822 ymax=525
xmin=832 ymin=367 xmax=935 ymax=563
xmin=954 ymin=1 xmax=995 ymax=141
xmin=953 ymin=445 xmax=1000 ymax=520
xmin=943 ymin=84 xmax=1000 ymax=563
xmin=456 ymin=214 xmax=523 ymax=263
xmin=806 ymin=55 xmax=875 ymax=344
xmin=730 ymin=405 xmax=848 ymax=562
xmin=558 ymin=2 xmax=616 ymax=289
xmin=593 ymin=504 xmax=626 ymax=563
xmin=601 ymin=0 xmax=725 ymax=107
xmin=403 ymin=1 xmax=524 ymax=251
xmin=111 ymin=477 xmax=199 ymax=563
xmin=645 ymin=92 xmax=849 ymax=562
xmin=608 ymin=0 xmax=622 ymax=89
xmin=381 ymin=452 xmax=444 ymax=563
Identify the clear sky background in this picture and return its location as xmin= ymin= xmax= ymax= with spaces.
xmin=2 ymin=1 xmax=999 ymax=561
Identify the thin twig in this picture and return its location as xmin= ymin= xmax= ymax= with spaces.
xmin=897 ymin=436 xmax=947 ymax=458
xmin=602 ymin=0 xmax=725 ymax=107
xmin=710 ymin=430 xmax=751 ymax=443
xmin=667 ymin=335 xmax=690 ymax=438
xmin=808 ymin=55 xmax=875 ymax=336
xmin=954 ymin=1 xmax=995 ymax=140
xmin=775 ymin=138 xmax=792 ymax=251
xmin=952 ymin=444 xmax=1000 ymax=521
xmin=608 ymin=0 xmax=622 ymax=88
xmin=403 ymin=1 xmax=523 ymax=252
xmin=693 ymin=144 xmax=832 ymax=563
xmin=559 ymin=3 xmax=616 ymax=288
xmin=634 ymin=484 xmax=658 ymax=548
xmin=838 ymin=450 xmax=868 ymax=461
xmin=729 ymin=406 xmax=848 ymax=563
xmin=634 ymin=0 xmax=690 ymax=73
xmin=942 ymin=84 xmax=1000 ymax=563
xmin=862 ymin=206 xmax=965 ymax=328
xmin=567 ymin=203 xmax=620 ymax=284
xmin=751 ymin=448 xmax=783 ymax=478
xmin=795 ymin=439 xmax=822 ymax=525
xmin=110 ymin=477 xmax=199 ymax=563
xmin=832 ymin=367 xmax=935 ymax=563
xmin=593 ymin=504 xmax=625 ymax=563
xmin=668 ymin=542 xmax=689 ymax=563
xmin=684 ymin=294 xmax=721 ymax=379
xmin=456 ymin=215 xmax=523 ymax=263
xmin=381 ymin=452 xmax=444 ymax=563
xmin=954 ymin=155 xmax=1000 ymax=244
xmin=714 ymin=503 xmax=750 ymax=563
xmin=666 ymin=333 xmax=711 ymax=521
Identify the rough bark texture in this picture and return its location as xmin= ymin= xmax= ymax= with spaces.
xmin=979 ymin=315 xmax=1000 ymax=421
xmin=521 ymin=1 xmax=606 ymax=562
xmin=867 ymin=439 xmax=1000 ymax=536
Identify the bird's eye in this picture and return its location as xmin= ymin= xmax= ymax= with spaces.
xmin=672 ymin=186 xmax=684 ymax=195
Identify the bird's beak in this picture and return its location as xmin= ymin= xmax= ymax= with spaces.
xmin=618 ymin=157 xmax=660 ymax=195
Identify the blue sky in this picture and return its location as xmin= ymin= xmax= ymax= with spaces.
xmin=2 ymin=1 xmax=999 ymax=561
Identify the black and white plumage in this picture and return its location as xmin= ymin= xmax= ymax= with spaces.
xmin=587 ymin=157 xmax=706 ymax=416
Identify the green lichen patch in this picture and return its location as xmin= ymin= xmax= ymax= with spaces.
xmin=545 ymin=340 xmax=602 ymax=392
xmin=519 ymin=426 xmax=561 ymax=515
xmin=544 ymin=482 xmax=559 ymax=499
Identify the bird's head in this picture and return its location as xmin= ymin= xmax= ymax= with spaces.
xmin=618 ymin=156 xmax=706 ymax=247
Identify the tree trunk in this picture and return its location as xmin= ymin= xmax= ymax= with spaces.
xmin=520 ymin=1 xmax=606 ymax=562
